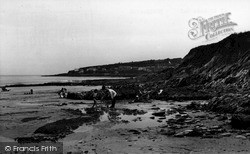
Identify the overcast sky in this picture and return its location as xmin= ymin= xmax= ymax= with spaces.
xmin=0 ymin=0 xmax=249 ymax=75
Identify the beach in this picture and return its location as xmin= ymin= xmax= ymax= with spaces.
xmin=1 ymin=84 xmax=250 ymax=154
xmin=1 ymin=0 xmax=250 ymax=153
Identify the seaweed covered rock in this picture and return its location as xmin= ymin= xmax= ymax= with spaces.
xmin=186 ymin=101 xmax=202 ymax=110
xmin=67 ymin=92 xmax=86 ymax=100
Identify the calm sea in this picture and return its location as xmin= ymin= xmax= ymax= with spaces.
xmin=0 ymin=75 xmax=125 ymax=86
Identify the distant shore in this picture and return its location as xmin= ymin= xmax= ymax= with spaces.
xmin=2 ymin=78 xmax=132 ymax=88
xmin=43 ymin=74 xmax=136 ymax=77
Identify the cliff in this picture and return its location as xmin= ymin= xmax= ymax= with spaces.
xmin=176 ymin=32 xmax=250 ymax=91
xmin=131 ymin=32 xmax=250 ymax=101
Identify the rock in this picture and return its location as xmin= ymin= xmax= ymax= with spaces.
xmin=217 ymin=114 xmax=228 ymax=121
xmin=128 ymin=129 xmax=141 ymax=135
xmin=186 ymin=102 xmax=202 ymax=110
xmin=210 ymin=125 xmax=221 ymax=129
xmin=121 ymin=120 xmax=129 ymax=123
xmin=150 ymin=116 xmax=155 ymax=119
xmin=245 ymin=133 xmax=250 ymax=137
xmin=207 ymin=127 xmax=226 ymax=135
xmin=167 ymin=116 xmax=187 ymax=125
xmin=185 ymin=119 xmax=196 ymax=124
xmin=78 ymin=140 xmax=83 ymax=143
xmin=160 ymin=129 xmax=176 ymax=136
xmin=166 ymin=109 xmax=178 ymax=115
xmin=220 ymin=133 xmax=231 ymax=137
xmin=231 ymin=114 xmax=250 ymax=129
xmin=195 ymin=113 xmax=207 ymax=119
xmin=151 ymin=107 xmax=160 ymax=110
xmin=152 ymin=111 xmax=165 ymax=117
xmin=67 ymin=92 xmax=86 ymax=100
xmin=122 ymin=108 xmax=147 ymax=115
xmin=174 ymin=130 xmax=194 ymax=137
xmin=235 ymin=135 xmax=247 ymax=139
xmin=174 ymin=132 xmax=185 ymax=137
xmin=199 ymin=126 xmax=207 ymax=130
xmin=186 ymin=128 xmax=204 ymax=137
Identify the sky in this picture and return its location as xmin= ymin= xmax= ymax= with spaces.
xmin=0 ymin=0 xmax=249 ymax=75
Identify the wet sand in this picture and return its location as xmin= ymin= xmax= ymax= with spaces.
xmin=1 ymin=86 xmax=250 ymax=154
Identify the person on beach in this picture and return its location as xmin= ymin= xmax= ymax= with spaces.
xmin=91 ymin=89 xmax=98 ymax=108
xmin=101 ymin=85 xmax=117 ymax=108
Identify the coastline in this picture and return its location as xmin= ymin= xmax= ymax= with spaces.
xmin=2 ymin=78 xmax=131 ymax=88
xmin=43 ymin=74 xmax=136 ymax=77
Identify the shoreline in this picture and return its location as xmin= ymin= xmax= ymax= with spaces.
xmin=1 ymin=89 xmax=249 ymax=153
xmin=2 ymin=78 xmax=132 ymax=88
xmin=43 ymin=74 xmax=136 ymax=77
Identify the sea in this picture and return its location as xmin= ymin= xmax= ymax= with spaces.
xmin=0 ymin=75 xmax=125 ymax=87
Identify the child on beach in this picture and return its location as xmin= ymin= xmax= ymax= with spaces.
xmin=91 ymin=89 xmax=98 ymax=108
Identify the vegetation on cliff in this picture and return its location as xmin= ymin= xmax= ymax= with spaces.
xmin=53 ymin=58 xmax=182 ymax=77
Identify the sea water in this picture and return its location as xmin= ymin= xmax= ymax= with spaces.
xmin=0 ymin=75 xmax=125 ymax=86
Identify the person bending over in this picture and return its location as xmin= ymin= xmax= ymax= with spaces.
xmin=101 ymin=85 xmax=117 ymax=108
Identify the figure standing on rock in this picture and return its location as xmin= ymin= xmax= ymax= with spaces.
xmin=101 ymin=85 xmax=117 ymax=108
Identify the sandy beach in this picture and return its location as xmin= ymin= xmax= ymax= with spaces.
xmin=1 ymin=86 xmax=250 ymax=154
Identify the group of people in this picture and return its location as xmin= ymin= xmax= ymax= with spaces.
xmin=92 ymin=85 xmax=117 ymax=109
xmin=59 ymin=84 xmax=155 ymax=109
